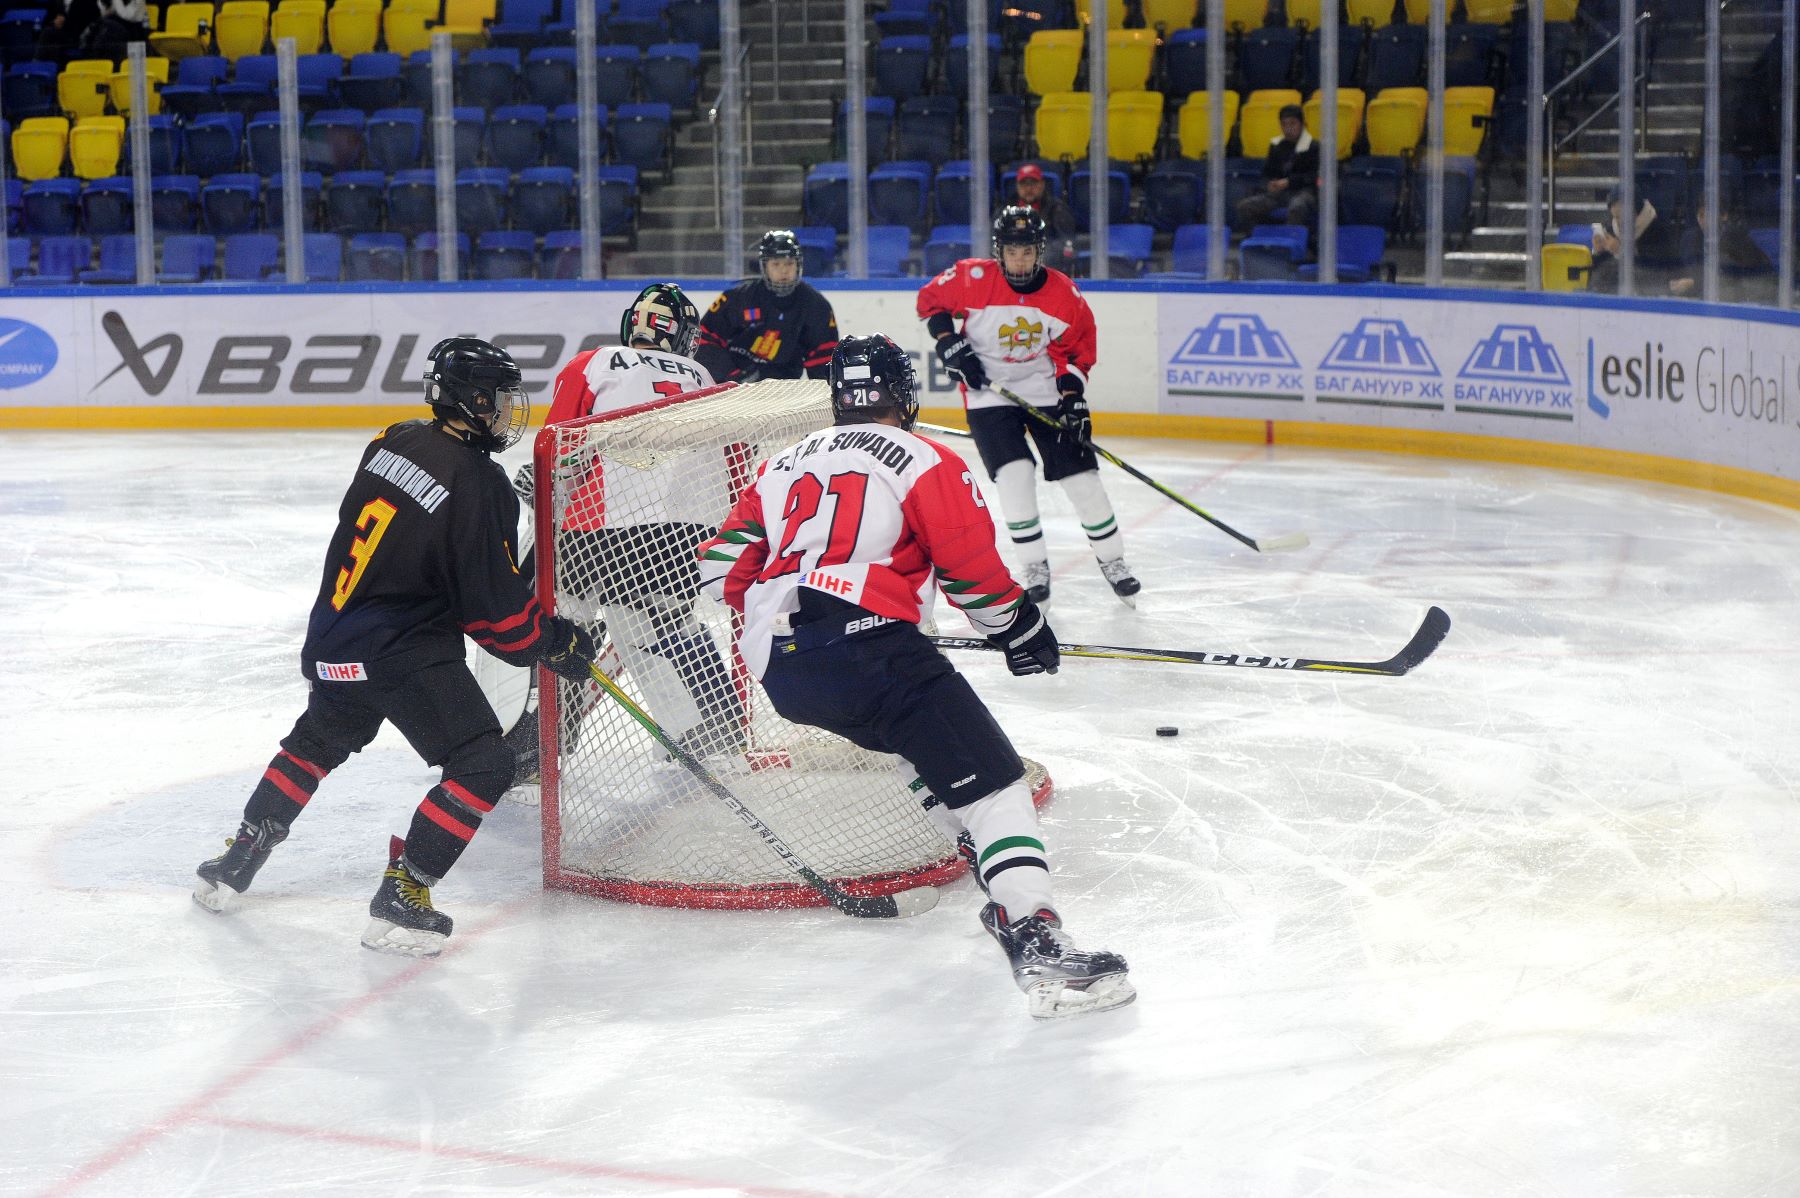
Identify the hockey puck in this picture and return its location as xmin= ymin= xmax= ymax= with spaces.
xmin=1155 ymin=726 xmax=1179 ymax=738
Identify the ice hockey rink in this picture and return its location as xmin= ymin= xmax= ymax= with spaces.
xmin=4 ymin=426 xmax=1798 ymax=1197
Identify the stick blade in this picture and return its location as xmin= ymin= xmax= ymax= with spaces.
xmin=838 ymin=885 xmax=940 ymax=919
xmin=1252 ymin=531 xmax=1310 ymax=552
xmin=1383 ymin=605 xmax=1452 ymax=675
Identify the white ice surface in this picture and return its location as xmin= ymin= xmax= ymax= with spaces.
xmin=3 ymin=429 xmax=1799 ymax=1197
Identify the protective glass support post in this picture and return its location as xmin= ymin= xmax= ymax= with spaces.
xmin=1782 ymin=0 xmax=1796 ymax=309
xmin=1205 ymin=0 xmax=1225 ymax=279
xmin=1087 ymin=0 xmax=1108 ymax=281
xmin=1524 ymin=0 xmax=1544 ymax=290
xmin=431 ymin=32 xmax=459 ymax=283
xmin=276 ymin=39 xmax=305 ymax=284
xmin=575 ymin=0 xmax=604 ymax=278
xmin=0 ymin=77 xmax=8 ymax=286
xmin=1317 ymin=0 xmax=1338 ymax=284
xmin=1425 ymin=0 xmax=1445 ymax=287
xmin=845 ymin=0 xmax=868 ymax=279
xmin=126 ymin=43 xmax=154 ymax=285
xmin=1700 ymin=0 xmax=1720 ymax=304
xmin=967 ymin=0 xmax=990 ymax=260
xmin=1616 ymin=0 xmax=1635 ymax=296
xmin=718 ymin=0 xmax=746 ymax=278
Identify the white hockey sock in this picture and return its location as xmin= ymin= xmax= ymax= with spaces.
xmin=995 ymin=459 xmax=1048 ymax=566
xmin=958 ymin=781 xmax=1055 ymax=918
xmin=1057 ymin=470 xmax=1124 ymax=563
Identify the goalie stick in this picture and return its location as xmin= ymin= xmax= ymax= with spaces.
xmin=582 ymin=661 xmax=941 ymax=919
xmin=929 ymin=606 xmax=1451 ymax=677
xmin=992 ymin=386 xmax=1309 ymax=554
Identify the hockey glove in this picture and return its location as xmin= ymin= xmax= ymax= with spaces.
xmin=511 ymin=463 xmax=534 ymax=502
xmin=988 ymin=597 xmax=1059 ymax=677
xmin=1055 ymin=374 xmax=1091 ymax=446
xmin=936 ymin=336 xmax=989 ymax=392
xmin=541 ymin=619 xmax=598 ymax=681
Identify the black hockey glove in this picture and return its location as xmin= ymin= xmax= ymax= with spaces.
xmin=1055 ymin=374 xmax=1091 ymax=446
xmin=541 ymin=619 xmax=598 ymax=681
xmin=512 ymin=463 xmax=533 ymax=502
xmin=936 ymin=335 xmax=988 ymax=391
xmin=988 ymin=597 xmax=1059 ymax=677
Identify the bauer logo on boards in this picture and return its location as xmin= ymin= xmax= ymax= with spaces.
xmin=0 ymin=318 xmax=59 ymax=389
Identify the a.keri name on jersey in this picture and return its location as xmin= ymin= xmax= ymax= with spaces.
xmin=364 ymin=447 xmax=449 ymax=513
xmin=603 ymin=348 xmax=705 ymax=387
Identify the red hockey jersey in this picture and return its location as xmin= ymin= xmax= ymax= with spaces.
xmin=697 ymin=423 xmax=1025 ymax=677
xmin=915 ymin=259 xmax=1098 ymax=410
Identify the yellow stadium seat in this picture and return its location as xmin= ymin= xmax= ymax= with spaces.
xmin=384 ymin=0 xmax=438 ymax=57
xmin=215 ymin=0 xmax=271 ymax=61
xmin=12 ymin=116 xmax=71 ymax=181
xmin=1544 ymin=0 xmax=1577 ymax=19
xmin=1074 ymin=0 xmax=1127 ymax=29
xmin=1223 ymin=0 xmax=1265 ymax=31
xmin=58 ymin=61 xmax=113 ymax=119
xmin=271 ymin=0 xmax=327 ymax=53
xmin=1107 ymin=89 xmax=1164 ymax=161
xmin=1542 ymin=243 xmax=1591 ymax=291
xmin=1106 ymin=29 xmax=1156 ymax=92
xmin=70 ymin=115 xmax=126 ymax=179
xmin=1237 ymin=87 xmax=1301 ymax=158
xmin=1303 ymin=86 xmax=1364 ymax=159
xmin=1461 ymin=0 xmax=1513 ymax=22
xmin=1176 ymin=89 xmax=1240 ymax=158
xmin=327 ymin=0 xmax=382 ymax=54
xmin=434 ymin=0 xmax=494 ymax=49
xmin=1285 ymin=0 xmax=1321 ymax=25
xmin=1365 ymin=88 xmax=1425 ymax=155
xmin=109 ymin=56 xmax=170 ymax=116
xmin=1442 ymin=84 xmax=1494 ymax=155
xmin=1034 ymin=91 xmax=1092 ymax=162
xmin=1345 ymin=0 xmax=1392 ymax=25
xmin=1141 ymin=0 xmax=1196 ymax=32
xmin=1402 ymin=0 xmax=1427 ymax=21
xmin=1023 ymin=29 xmax=1083 ymax=96
xmin=149 ymin=2 xmax=215 ymax=59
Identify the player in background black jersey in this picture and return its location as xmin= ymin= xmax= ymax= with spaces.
xmin=694 ymin=229 xmax=840 ymax=384
xmin=192 ymin=338 xmax=597 ymax=957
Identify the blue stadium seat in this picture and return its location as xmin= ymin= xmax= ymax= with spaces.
xmin=1239 ymin=27 xmax=1299 ymax=92
xmin=794 ymin=226 xmax=838 ymax=276
xmin=184 ymin=112 xmax=244 ymax=177
xmin=459 ymin=47 xmax=521 ymax=110
xmin=1223 ymin=156 xmax=1265 ymax=212
xmin=16 ymin=234 xmax=90 ymax=285
xmin=120 ymin=114 xmax=180 ymax=176
xmin=869 ymin=159 xmax=933 ymax=227
xmin=895 ymin=96 xmax=959 ymax=167
xmin=441 ymin=106 xmax=487 ymax=170
xmin=836 ymin=96 xmax=896 ymax=159
xmin=596 ymin=164 xmax=639 ymax=233
xmin=512 ymin=165 xmax=574 ymax=233
xmin=5 ymin=235 xmax=28 ymax=276
xmin=1443 ymin=22 xmax=1498 ymax=88
xmin=1340 ymin=155 xmax=1404 ymax=228
xmin=246 ymin=109 xmax=284 ymax=175
xmin=665 ymin=0 xmax=720 ymax=48
xmin=864 ymin=224 xmax=912 ymax=277
xmin=202 ymin=173 xmax=263 ymax=235
xmin=264 ymin=170 xmax=323 ymax=230
xmin=987 ymin=94 xmax=1026 ymax=160
xmin=547 ymin=0 xmax=602 ymax=36
xmin=347 ymin=231 xmax=407 ymax=281
xmin=1143 ymin=158 xmax=1205 ymax=233
xmin=296 ymin=54 xmax=345 ymax=109
xmin=304 ymin=108 xmax=367 ymax=173
xmin=1078 ymin=222 xmax=1154 ymax=278
xmin=367 ymin=107 xmax=424 ymax=172
xmin=931 ymin=159 xmax=993 ymax=225
xmin=79 ymin=177 xmax=135 ymax=236
xmin=454 ymin=167 xmax=511 ymax=235
xmin=0 ymin=10 xmax=45 ymax=67
xmin=21 ymin=178 xmax=81 ymax=236
xmin=304 ymin=232 xmax=342 ymax=282
xmin=1145 ymin=222 xmax=1225 ymax=278
xmin=2 ymin=179 xmax=16 ymax=237
xmin=1297 ymin=224 xmax=1389 ymax=282
xmin=1069 ymin=165 xmax=1132 ymax=231
xmin=151 ymin=175 xmax=202 ymax=234
xmin=803 ymin=162 xmax=850 ymax=230
xmin=1301 ymin=25 xmax=1366 ymax=91
xmin=400 ymin=49 xmax=434 ymax=106
xmin=523 ymin=47 xmax=577 ymax=107
xmin=873 ymin=0 xmax=933 ymax=36
xmin=411 ymin=230 xmax=471 ymax=280
xmin=487 ymin=103 xmax=549 ymax=170
xmin=1365 ymin=25 xmax=1424 ymax=92
xmin=594 ymin=44 xmax=641 ymax=107
xmin=873 ymin=34 xmax=931 ymax=100
xmin=161 ymin=56 xmax=230 ymax=121
xmin=217 ymin=55 xmax=278 ymax=118
xmin=337 ymin=52 xmax=403 ymax=111
xmin=491 ymin=0 xmax=553 ymax=48
xmin=323 ymin=169 xmax=387 ymax=233
xmin=221 ymin=232 xmax=281 ymax=281
xmin=607 ymin=0 xmax=669 ymax=49
xmin=945 ymin=34 xmax=1000 ymax=99
xmin=548 ymin=103 xmax=610 ymax=168
xmin=159 ymin=233 xmax=216 ymax=283
xmin=386 ymin=169 xmax=438 ymax=236
xmin=640 ymin=42 xmax=700 ymax=107
xmin=1163 ymin=29 xmax=1210 ymax=97
xmin=540 ymin=228 xmax=583 ymax=278
xmin=80 ymin=233 xmax=138 ymax=284
xmin=1240 ymin=224 xmax=1308 ymax=279
xmin=923 ymin=223 xmax=972 ymax=274
xmin=612 ymin=102 xmax=671 ymax=173
xmin=3 ymin=62 xmax=58 ymax=119
xmin=474 ymin=229 xmax=537 ymax=279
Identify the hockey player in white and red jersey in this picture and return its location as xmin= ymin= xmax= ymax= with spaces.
xmin=916 ymin=205 xmax=1139 ymax=607
xmin=697 ymin=334 xmax=1134 ymax=1020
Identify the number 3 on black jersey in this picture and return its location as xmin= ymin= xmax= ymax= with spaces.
xmin=762 ymin=472 xmax=869 ymax=580
xmin=331 ymin=498 xmax=398 ymax=610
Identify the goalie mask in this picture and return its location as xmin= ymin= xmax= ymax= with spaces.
xmin=757 ymin=228 xmax=803 ymax=297
xmin=993 ymin=204 xmax=1048 ymax=289
xmin=423 ymin=336 xmax=528 ymax=453
xmin=829 ymin=334 xmax=918 ymax=431
xmin=619 ymin=282 xmax=700 ymax=357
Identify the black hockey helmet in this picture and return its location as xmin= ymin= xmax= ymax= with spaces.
xmin=423 ymin=336 xmax=528 ymax=452
xmin=619 ymin=282 xmax=700 ymax=356
xmin=993 ymin=204 xmax=1048 ymax=288
xmin=757 ymin=228 xmax=803 ymax=296
xmin=829 ymin=334 xmax=918 ymax=431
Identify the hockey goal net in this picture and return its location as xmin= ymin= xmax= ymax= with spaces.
xmin=532 ymin=378 xmax=1049 ymax=910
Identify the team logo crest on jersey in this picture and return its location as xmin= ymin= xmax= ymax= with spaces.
xmin=751 ymin=330 xmax=782 ymax=359
xmin=998 ymin=316 xmax=1045 ymax=355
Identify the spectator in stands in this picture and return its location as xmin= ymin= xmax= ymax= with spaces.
xmin=1589 ymin=185 xmax=1681 ymax=295
xmin=1233 ymin=105 xmax=1319 ymax=238
xmin=1667 ymin=202 xmax=1773 ymax=304
xmin=34 ymin=0 xmax=99 ymax=66
xmin=998 ymin=164 xmax=1078 ymax=272
xmin=81 ymin=0 xmax=150 ymax=59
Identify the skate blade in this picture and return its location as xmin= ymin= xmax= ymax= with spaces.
xmin=192 ymin=880 xmax=233 ymax=914
xmin=1113 ymin=592 xmax=1138 ymax=610
xmin=1024 ymin=973 xmax=1137 ymax=1020
xmin=360 ymin=919 xmax=448 ymax=958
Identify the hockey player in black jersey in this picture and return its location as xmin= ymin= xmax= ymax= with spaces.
xmin=694 ymin=228 xmax=840 ymax=384
xmin=192 ymin=337 xmax=597 ymax=957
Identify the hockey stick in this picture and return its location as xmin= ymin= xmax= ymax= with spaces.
xmin=928 ymin=606 xmax=1451 ymax=677
xmin=993 ymin=386 xmax=1309 ymax=554
xmin=918 ymin=420 xmax=973 ymax=439
xmin=582 ymin=661 xmax=940 ymax=918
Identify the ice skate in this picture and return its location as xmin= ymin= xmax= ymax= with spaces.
xmin=193 ymin=818 xmax=289 ymax=913
xmin=980 ymin=902 xmax=1135 ymax=1020
xmin=1099 ymin=558 xmax=1140 ymax=608
xmin=361 ymin=837 xmax=453 ymax=957
xmin=1021 ymin=561 xmax=1052 ymax=605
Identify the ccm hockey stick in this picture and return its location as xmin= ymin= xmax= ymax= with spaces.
xmin=929 ymin=606 xmax=1451 ymax=677
xmin=583 ymin=662 xmax=939 ymax=918
xmin=993 ymin=386 xmax=1309 ymax=553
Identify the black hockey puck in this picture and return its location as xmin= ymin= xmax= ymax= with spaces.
xmin=1155 ymin=726 xmax=1179 ymax=737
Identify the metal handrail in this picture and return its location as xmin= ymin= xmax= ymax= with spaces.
xmin=710 ymin=42 xmax=754 ymax=223
xmin=1545 ymin=9 xmax=1652 ymax=225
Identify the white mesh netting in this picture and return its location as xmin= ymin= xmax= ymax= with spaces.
xmin=533 ymin=379 xmax=1046 ymax=909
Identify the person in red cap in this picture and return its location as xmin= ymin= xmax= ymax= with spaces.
xmin=998 ymin=163 xmax=1078 ymax=269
